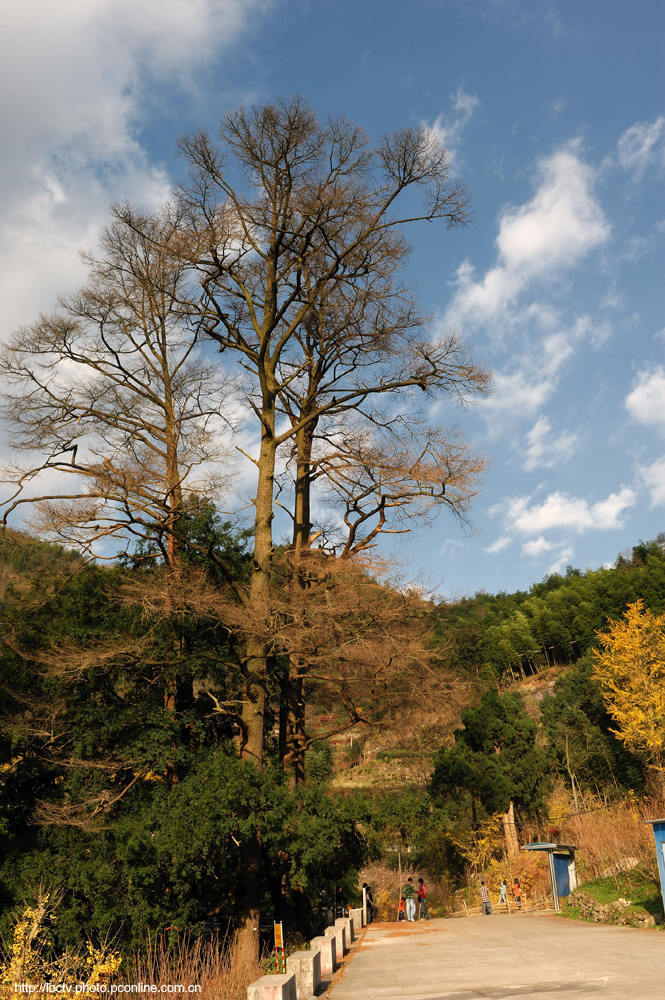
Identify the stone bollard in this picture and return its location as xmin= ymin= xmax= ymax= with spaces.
xmin=247 ymin=973 xmax=297 ymax=1000
xmin=310 ymin=934 xmax=336 ymax=978
xmin=349 ymin=907 xmax=364 ymax=932
xmin=324 ymin=923 xmax=345 ymax=961
xmin=286 ymin=950 xmax=321 ymax=1000
xmin=335 ymin=914 xmax=353 ymax=947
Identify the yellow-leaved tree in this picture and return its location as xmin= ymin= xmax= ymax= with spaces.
xmin=593 ymin=600 xmax=665 ymax=787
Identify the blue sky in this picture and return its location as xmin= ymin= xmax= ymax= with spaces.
xmin=1 ymin=0 xmax=664 ymax=598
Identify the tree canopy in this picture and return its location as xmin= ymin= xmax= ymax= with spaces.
xmin=430 ymin=688 xmax=548 ymax=820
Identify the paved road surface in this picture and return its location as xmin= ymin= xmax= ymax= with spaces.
xmin=329 ymin=914 xmax=663 ymax=999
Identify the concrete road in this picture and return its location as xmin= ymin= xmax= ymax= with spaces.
xmin=328 ymin=914 xmax=664 ymax=999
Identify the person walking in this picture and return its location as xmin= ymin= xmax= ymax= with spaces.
xmin=513 ymin=878 xmax=522 ymax=911
xmin=498 ymin=879 xmax=509 ymax=910
xmin=479 ymin=880 xmax=493 ymax=915
xmin=403 ymin=876 xmax=416 ymax=921
xmin=417 ymin=877 xmax=427 ymax=919
xmin=362 ymin=882 xmax=375 ymax=924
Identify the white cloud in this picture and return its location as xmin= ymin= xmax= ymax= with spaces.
xmin=639 ymin=456 xmax=665 ymax=507
xmin=495 ymin=486 xmax=636 ymax=537
xmin=523 ymin=416 xmax=578 ymax=470
xmin=448 ymin=143 xmax=610 ymax=327
xmin=626 ymin=366 xmax=665 ymax=433
xmin=424 ymin=86 xmax=479 ymax=170
xmin=479 ymin=313 xmax=607 ymax=427
xmin=481 ymin=370 xmax=555 ymax=420
xmin=0 ymin=0 xmax=265 ymax=337
xmin=486 ymin=535 xmax=511 ymax=554
xmin=547 ymin=546 xmax=574 ymax=576
xmin=617 ymin=117 xmax=665 ymax=176
xmin=522 ymin=536 xmax=554 ymax=557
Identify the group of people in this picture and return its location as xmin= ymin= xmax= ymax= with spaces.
xmin=479 ymin=877 xmax=522 ymax=915
xmin=357 ymin=873 xmax=521 ymax=924
xmin=398 ymin=876 xmax=427 ymax=921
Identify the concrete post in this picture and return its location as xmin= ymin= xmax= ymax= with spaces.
xmin=349 ymin=906 xmax=364 ymax=931
xmin=247 ymin=973 xmax=297 ymax=1000
xmin=310 ymin=934 xmax=336 ymax=978
xmin=286 ymin=950 xmax=321 ymax=1000
xmin=335 ymin=914 xmax=353 ymax=946
xmin=324 ymin=923 xmax=345 ymax=960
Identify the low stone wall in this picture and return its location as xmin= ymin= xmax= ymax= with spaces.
xmin=286 ymin=949 xmax=321 ymax=1000
xmin=310 ymin=934 xmax=337 ymax=977
xmin=247 ymin=973 xmax=297 ymax=1000
xmin=335 ymin=914 xmax=353 ymax=946
xmin=324 ymin=923 xmax=345 ymax=959
xmin=565 ymin=889 xmax=656 ymax=928
xmin=248 ymin=911 xmax=365 ymax=1000
xmin=348 ymin=906 xmax=364 ymax=932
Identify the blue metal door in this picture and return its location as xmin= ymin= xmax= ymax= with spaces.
xmin=553 ymin=853 xmax=571 ymax=897
xmin=650 ymin=820 xmax=665 ymax=914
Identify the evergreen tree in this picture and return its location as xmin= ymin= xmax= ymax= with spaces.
xmin=430 ymin=689 xmax=548 ymax=824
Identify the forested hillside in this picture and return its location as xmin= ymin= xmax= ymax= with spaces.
xmin=3 ymin=528 xmax=664 ymax=947
xmin=431 ymin=536 xmax=665 ymax=680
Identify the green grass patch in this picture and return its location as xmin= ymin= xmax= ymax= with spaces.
xmin=561 ymin=870 xmax=664 ymax=927
xmin=581 ymin=872 xmax=661 ymax=915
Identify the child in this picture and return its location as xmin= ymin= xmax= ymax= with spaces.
xmin=397 ymin=897 xmax=406 ymax=921
xmin=513 ymin=878 xmax=522 ymax=911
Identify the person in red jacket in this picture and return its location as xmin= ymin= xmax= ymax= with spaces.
xmin=417 ymin=877 xmax=427 ymax=919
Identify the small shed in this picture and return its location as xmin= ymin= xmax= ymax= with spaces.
xmin=644 ymin=817 xmax=665 ymax=914
xmin=521 ymin=842 xmax=578 ymax=911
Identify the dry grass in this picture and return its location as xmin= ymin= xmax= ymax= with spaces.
xmin=561 ymin=791 xmax=664 ymax=889
xmin=126 ymin=933 xmax=263 ymax=1000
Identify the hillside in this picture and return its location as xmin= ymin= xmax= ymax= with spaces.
xmin=328 ymin=537 xmax=665 ymax=847
xmin=2 ymin=530 xmax=665 ymax=948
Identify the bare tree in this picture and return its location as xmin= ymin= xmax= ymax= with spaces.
xmin=0 ymin=204 xmax=234 ymax=569
xmin=177 ymin=98 xmax=474 ymax=767
xmin=271 ymin=282 xmax=488 ymax=783
xmin=172 ymin=99 xmax=484 ymax=953
xmin=0 ymin=205 xmax=240 ymax=736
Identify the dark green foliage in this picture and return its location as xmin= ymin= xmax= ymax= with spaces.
xmin=0 ymin=530 xmax=372 ymax=949
xmin=304 ymin=741 xmax=333 ymax=783
xmin=430 ymin=689 xmax=548 ymax=819
xmin=431 ymin=535 xmax=665 ymax=678
xmin=0 ymin=527 xmax=80 ymax=576
xmin=368 ymin=787 xmax=431 ymax=845
xmin=540 ymin=653 xmax=646 ymax=797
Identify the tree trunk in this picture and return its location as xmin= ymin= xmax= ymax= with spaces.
xmin=284 ymin=421 xmax=317 ymax=785
xmin=240 ymin=403 xmax=277 ymax=762
xmin=502 ymin=800 xmax=520 ymax=856
xmin=235 ymin=392 xmax=277 ymax=960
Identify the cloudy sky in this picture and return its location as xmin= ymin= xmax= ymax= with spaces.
xmin=1 ymin=0 xmax=663 ymax=598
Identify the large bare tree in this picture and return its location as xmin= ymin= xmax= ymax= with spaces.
xmin=172 ymin=99 xmax=485 ymax=952
xmin=177 ymin=98 xmax=476 ymax=765
xmin=270 ymin=277 xmax=488 ymax=783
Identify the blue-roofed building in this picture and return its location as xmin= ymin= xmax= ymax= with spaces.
xmin=521 ymin=842 xmax=578 ymax=911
